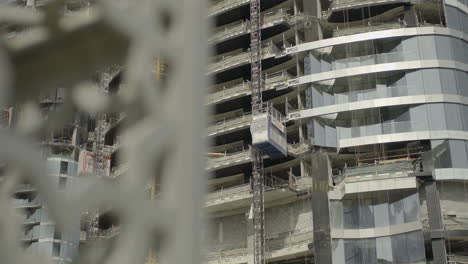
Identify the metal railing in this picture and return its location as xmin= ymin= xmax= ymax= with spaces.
xmin=264 ymin=70 xmax=293 ymax=90
xmin=209 ymin=20 xmax=250 ymax=43
xmin=203 ymin=242 xmax=248 ymax=262
xmin=208 ymin=0 xmax=250 ymax=16
xmin=333 ymin=159 xmax=421 ymax=184
xmin=266 ymin=229 xmax=313 ymax=251
xmin=264 ymin=174 xmax=289 ymax=190
xmin=209 ymin=8 xmax=293 ymax=44
xmin=207 ymin=112 xmax=252 ymax=136
xmin=330 ymin=0 xmax=406 ymax=9
xmin=207 ymin=81 xmax=251 ymax=104
xmin=255 ymin=102 xmax=286 ymax=131
xmin=205 ymin=183 xmax=250 ymax=205
xmin=206 ymin=70 xmax=292 ymax=104
xmin=332 ymin=21 xmax=405 ymax=37
xmin=208 ymin=41 xmax=278 ymax=73
xmin=205 ymin=148 xmax=251 ymax=169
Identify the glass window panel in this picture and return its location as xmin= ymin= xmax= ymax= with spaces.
xmin=52 ymin=242 xmax=60 ymax=257
xmin=391 ymin=233 xmax=410 ymax=263
xmin=359 ymin=198 xmax=375 ymax=229
xmin=427 ymin=104 xmax=447 ymax=131
xmin=373 ymin=193 xmax=390 ymax=228
xmin=445 ymin=104 xmax=463 ymax=131
xmin=407 ymin=231 xmax=426 ymax=263
xmin=332 ymin=239 xmax=345 ymax=263
xmin=422 ymin=69 xmax=442 ymax=95
xmin=435 ymin=37 xmax=453 ymax=61
xmin=330 ymin=200 xmax=343 ymax=230
xmin=458 ymin=71 xmax=468 ymax=97
xmin=360 ymin=238 xmax=377 ymax=263
xmin=446 ymin=7 xmax=462 ymax=32
xmin=388 ymin=193 xmax=405 ymax=226
xmin=325 ymin=125 xmax=337 ymax=148
xmin=449 ymin=140 xmax=468 ymax=169
xmin=345 ymin=239 xmax=361 ymax=264
xmin=343 ymin=200 xmax=359 ymax=229
xmin=418 ymin=36 xmax=437 ymax=60
xmin=409 ymin=105 xmax=429 ymax=131
xmin=376 ymin=236 xmax=393 ymax=263
xmin=432 ymin=140 xmax=452 ymax=169
xmin=462 ymin=105 xmax=468 ymax=131
xmin=440 ymin=69 xmax=457 ymax=95
xmin=403 ymin=192 xmax=421 ymax=223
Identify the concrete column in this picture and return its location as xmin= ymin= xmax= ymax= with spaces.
xmin=310 ymin=153 xmax=333 ymax=264
xmin=303 ymin=0 xmax=323 ymax=42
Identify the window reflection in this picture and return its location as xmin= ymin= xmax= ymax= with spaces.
xmin=337 ymin=191 xmax=421 ymax=230
xmin=333 ymin=231 xmax=426 ymax=264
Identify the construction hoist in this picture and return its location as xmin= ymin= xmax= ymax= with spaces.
xmin=87 ymin=71 xmax=112 ymax=240
xmin=250 ymin=0 xmax=266 ymax=263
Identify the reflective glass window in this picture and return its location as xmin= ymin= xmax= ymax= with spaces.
xmin=373 ymin=193 xmax=390 ymax=228
xmin=445 ymin=104 xmax=463 ymax=131
xmin=440 ymin=69 xmax=457 ymax=95
xmin=403 ymin=192 xmax=421 ymax=223
xmin=427 ymin=104 xmax=447 ymax=131
xmin=449 ymin=140 xmax=468 ymax=169
xmin=388 ymin=194 xmax=405 ymax=225
xmin=432 ymin=140 xmax=452 ymax=169
xmin=376 ymin=236 xmax=393 ymax=263
xmin=343 ymin=199 xmax=359 ymax=229
xmin=344 ymin=239 xmax=361 ymax=264
xmin=359 ymin=199 xmax=375 ymax=229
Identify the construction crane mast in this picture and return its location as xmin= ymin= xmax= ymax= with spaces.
xmin=87 ymin=71 xmax=112 ymax=240
xmin=250 ymin=1 xmax=265 ymax=264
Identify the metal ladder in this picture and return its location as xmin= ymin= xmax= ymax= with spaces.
xmin=250 ymin=1 xmax=265 ymax=263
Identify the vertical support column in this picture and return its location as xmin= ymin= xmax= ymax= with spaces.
xmin=310 ymin=153 xmax=333 ymax=264
xmin=425 ymin=180 xmax=448 ymax=264
xmin=303 ymin=0 xmax=323 ymax=42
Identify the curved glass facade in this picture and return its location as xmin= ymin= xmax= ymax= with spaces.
xmin=297 ymin=0 xmax=468 ymax=262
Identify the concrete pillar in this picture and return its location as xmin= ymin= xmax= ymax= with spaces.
xmin=303 ymin=0 xmax=323 ymax=42
xmin=310 ymin=153 xmax=333 ymax=264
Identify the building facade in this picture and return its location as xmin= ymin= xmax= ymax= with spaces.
xmin=16 ymin=0 xmax=465 ymax=263
xmin=12 ymin=158 xmax=81 ymax=264
xmin=203 ymin=0 xmax=468 ymax=263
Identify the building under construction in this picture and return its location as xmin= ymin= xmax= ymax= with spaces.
xmin=86 ymin=0 xmax=468 ymax=263
xmin=2 ymin=0 xmax=468 ymax=263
